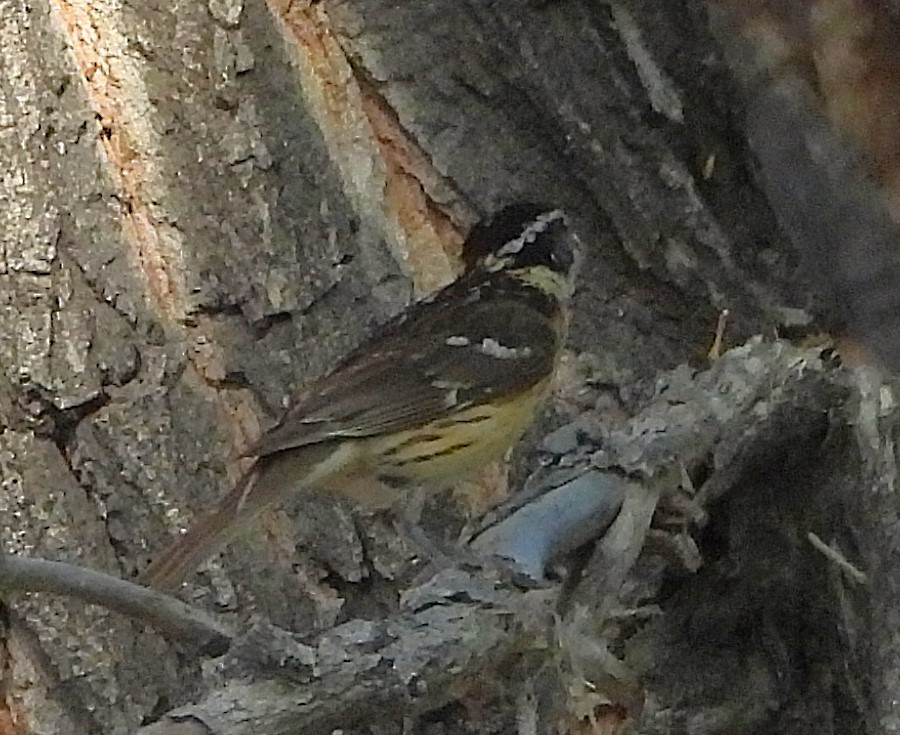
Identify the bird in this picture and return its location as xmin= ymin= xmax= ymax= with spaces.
xmin=139 ymin=203 xmax=579 ymax=591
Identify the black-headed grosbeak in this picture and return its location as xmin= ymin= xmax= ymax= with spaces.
xmin=140 ymin=203 xmax=578 ymax=590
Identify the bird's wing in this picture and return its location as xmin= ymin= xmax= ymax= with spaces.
xmin=249 ymin=292 xmax=559 ymax=458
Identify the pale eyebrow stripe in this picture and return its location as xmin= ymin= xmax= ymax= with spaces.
xmin=496 ymin=209 xmax=566 ymax=258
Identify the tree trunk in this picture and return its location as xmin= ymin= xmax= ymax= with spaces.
xmin=1 ymin=1 xmax=898 ymax=734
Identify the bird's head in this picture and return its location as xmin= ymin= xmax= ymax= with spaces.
xmin=462 ymin=203 xmax=579 ymax=299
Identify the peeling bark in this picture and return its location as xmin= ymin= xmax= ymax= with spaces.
xmin=1 ymin=1 xmax=898 ymax=734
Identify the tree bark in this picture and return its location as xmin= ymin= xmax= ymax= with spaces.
xmin=1 ymin=1 xmax=898 ymax=734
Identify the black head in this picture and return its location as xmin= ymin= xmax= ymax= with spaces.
xmin=462 ymin=203 xmax=575 ymax=276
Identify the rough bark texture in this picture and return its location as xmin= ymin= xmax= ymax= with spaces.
xmin=1 ymin=1 xmax=899 ymax=734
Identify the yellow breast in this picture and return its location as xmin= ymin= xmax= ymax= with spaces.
xmin=362 ymin=380 xmax=550 ymax=485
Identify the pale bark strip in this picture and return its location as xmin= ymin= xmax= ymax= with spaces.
xmin=135 ymin=569 xmax=552 ymax=735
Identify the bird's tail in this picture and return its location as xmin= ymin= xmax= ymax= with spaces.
xmin=138 ymin=467 xmax=261 ymax=592
xmin=139 ymin=443 xmax=349 ymax=591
